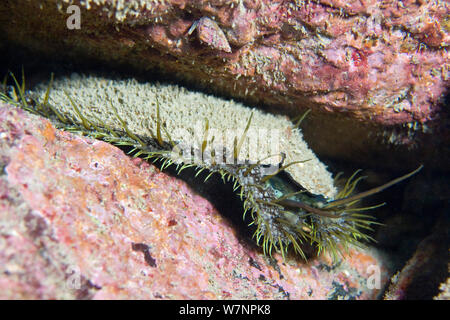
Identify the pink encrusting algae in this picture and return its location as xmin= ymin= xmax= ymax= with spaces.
xmin=0 ymin=0 xmax=447 ymax=127
xmin=1 ymin=0 xmax=448 ymax=171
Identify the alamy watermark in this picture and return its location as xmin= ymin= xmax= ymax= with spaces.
xmin=366 ymin=264 xmax=381 ymax=290
xmin=66 ymin=5 xmax=81 ymax=30
xmin=65 ymin=265 xmax=81 ymax=290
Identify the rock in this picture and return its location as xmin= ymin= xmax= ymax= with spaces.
xmin=0 ymin=0 xmax=448 ymax=169
xmin=383 ymin=219 xmax=448 ymax=300
xmin=0 ymin=103 xmax=389 ymax=299
xmin=434 ymin=277 xmax=450 ymax=300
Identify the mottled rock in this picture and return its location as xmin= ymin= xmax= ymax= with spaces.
xmin=0 ymin=103 xmax=389 ymax=299
xmin=0 ymin=0 xmax=448 ymax=169
xmin=383 ymin=220 xmax=448 ymax=300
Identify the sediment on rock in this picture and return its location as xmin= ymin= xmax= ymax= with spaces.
xmin=0 ymin=0 xmax=448 ymax=169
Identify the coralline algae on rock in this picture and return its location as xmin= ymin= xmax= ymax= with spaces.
xmin=1 ymin=0 xmax=448 ymax=171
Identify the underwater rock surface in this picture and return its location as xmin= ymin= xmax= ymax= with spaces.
xmin=0 ymin=103 xmax=389 ymax=299
xmin=0 ymin=0 xmax=448 ymax=169
xmin=383 ymin=217 xmax=448 ymax=300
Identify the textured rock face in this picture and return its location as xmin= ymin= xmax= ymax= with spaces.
xmin=383 ymin=223 xmax=448 ymax=300
xmin=0 ymin=0 xmax=448 ymax=168
xmin=0 ymin=103 xmax=389 ymax=299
